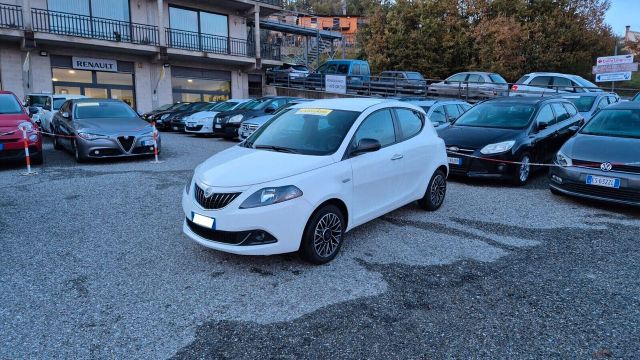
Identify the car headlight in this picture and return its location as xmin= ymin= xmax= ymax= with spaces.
xmin=555 ymin=151 xmax=572 ymax=167
xmin=228 ymin=114 xmax=244 ymax=124
xmin=18 ymin=121 xmax=33 ymax=132
xmin=480 ymin=140 xmax=515 ymax=155
xmin=160 ymin=113 xmax=170 ymax=120
xmin=77 ymin=132 xmax=104 ymax=140
xmin=239 ymin=185 xmax=303 ymax=209
xmin=185 ymin=172 xmax=194 ymax=194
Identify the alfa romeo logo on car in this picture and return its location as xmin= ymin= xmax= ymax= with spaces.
xmin=204 ymin=187 xmax=215 ymax=198
xmin=600 ymin=162 xmax=612 ymax=172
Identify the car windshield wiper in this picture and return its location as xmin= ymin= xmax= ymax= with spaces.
xmin=254 ymin=145 xmax=298 ymax=153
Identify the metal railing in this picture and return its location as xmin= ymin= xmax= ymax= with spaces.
xmin=166 ymin=28 xmax=251 ymax=57
xmin=266 ymin=72 xmax=640 ymax=101
xmin=0 ymin=3 xmax=22 ymax=29
xmin=255 ymin=0 xmax=284 ymax=6
xmin=261 ymin=43 xmax=281 ymax=61
xmin=31 ymin=8 xmax=159 ymax=46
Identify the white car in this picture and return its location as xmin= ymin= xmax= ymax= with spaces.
xmin=182 ymin=98 xmax=449 ymax=264
xmin=185 ymin=99 xmax=250 ymax=134
xmin=40 ymin=94 xmax=86 ymax=133
xmin=510 ymin=72 xmax=602 ymax=96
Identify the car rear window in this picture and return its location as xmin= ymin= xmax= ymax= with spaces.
xmin=566 ymin=96 xmax=597 ymax=112
xmin=515 ymin=75 xmax=530 ymax=84
xmin=26 ymin=95 xmax=48 ymax=107
xmin=406 ymin=72 xmax=424 ymax=80
xmin=580 ymin=109 xmax=640 ymax=139
xmin=0 ymin=94 xmax=23 ymax=114
xmin=489 ymin=74 xmax=507 ymax=84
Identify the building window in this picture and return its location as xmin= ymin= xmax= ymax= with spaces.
xmin=169 ymin=6 xmax=229 ymax=53
xmin=47 ymin=0 xmax=132 ymax=40
xmin=171 ymin=66 xmax=231 ymax=102
xmin=248 ymin=74 xmax=262 ymax=98
xmin=48 ymin=0 xmax=130 ymax=21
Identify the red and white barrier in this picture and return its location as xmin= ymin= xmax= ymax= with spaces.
xmin=20 ymin=125 xmax=37 ymax=176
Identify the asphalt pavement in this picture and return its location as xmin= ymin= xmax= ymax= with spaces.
xmin=1 ymin=133 xmax=639 ymax=359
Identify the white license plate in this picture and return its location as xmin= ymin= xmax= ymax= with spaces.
xmin=142 ymin=140 xmax=154 ymax=146
xmin=586 ymin=175 xmax=620 ymax=189
xmin=215 ymin=124 xmax=222 ymax=129
xmin=447 ymin=157 xmax=462 ymax=165
xmin=192 ymin=213 xmax=216 ymax=229
xmin=187 ymin=123 xmax=196 ymax=127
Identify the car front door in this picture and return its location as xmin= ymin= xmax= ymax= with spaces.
xmin=530 ymin=104 xmax=557 ymax=163
xmin=550 ymin=102 xmax=575 ymax=150
xmin=348 ymin=109 xmax=404 ymax=225
xmin=55 ymin=101 xmax=75 ymax=150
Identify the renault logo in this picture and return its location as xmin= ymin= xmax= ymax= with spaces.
xmin=600 ymin=162 xmax=612 ymax=172
xmin=204 ymin=187 xmax=215 ymax=198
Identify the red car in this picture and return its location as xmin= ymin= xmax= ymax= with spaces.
xmin=0 ymin=90 xmax=43 ymax=164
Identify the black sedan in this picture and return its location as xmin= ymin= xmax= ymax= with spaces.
xmin=549 ymin=102 xmax=640 ymax=206
xmin=169 ymin=102 xmax=218 ymax=132
xmin=438 ymin=97 xmax=584 ymax=185
xmin=213 ymin=96 xmax=296 ymax=139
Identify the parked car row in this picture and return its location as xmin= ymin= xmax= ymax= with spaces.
xmin=266 ymin=59 xmax=609 ymax=100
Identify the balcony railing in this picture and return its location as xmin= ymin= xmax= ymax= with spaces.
xmin=255 ymin=0 xmax=284 ymax=6
xmin=0 ymin=3 xmax=22 ymax=29
xmin=166 ymin=28 xmax=252 ymax=57
xmin=31 ymin=8 xmax=159 ymax=46
xmin=261 ymin=43 xmax=281 ymax=61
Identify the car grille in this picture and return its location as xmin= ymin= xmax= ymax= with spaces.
xmin=194 ymin=185 xmax=241 ymax=209
xmin=562 ymin=182 xmax=640 ymax=203
xmin=573 ymin=159 xmax=640 ymax=174
xmin=117 ymin=136 xmax=135 ymax=152
xmin=241 ymin=123 xmax=259 ymax=132
xmin=186 ymin=125 xmax=203 ymax=131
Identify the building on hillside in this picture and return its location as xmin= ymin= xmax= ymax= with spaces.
xmin=296 ymin=15 xmax=364 ymax=48
xmin=0 ymin=0 xmax=284 ymax=112
xmin=624 ymin=25 xmax=639 ymax=55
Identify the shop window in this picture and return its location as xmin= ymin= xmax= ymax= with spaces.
xmin=54 ymin=86 xmax=81 ymax=95
xmin=96 ymin=72 xmax=134 ymax=86
xmin=52 ymin=68 xmax=92 ymax=83
xmin=111 ymin=89 xmax=135 ymax=108
xmin=84 ymin=88 xmax=108 ymax=98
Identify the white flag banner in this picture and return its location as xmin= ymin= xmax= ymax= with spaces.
xmin=22 ymin=52 xmax=30 ymax=73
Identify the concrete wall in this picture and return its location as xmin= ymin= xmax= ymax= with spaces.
xmin=0 ymin=46 xmax=26 ymax=99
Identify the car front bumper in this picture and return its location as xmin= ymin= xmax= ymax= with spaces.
xmin=181 ymin=185 xmax=313 ymax=255
xmin=549 ymin=165 xmax=640 ymax=206
xmin=185 ymin=119 xmax=214 ymax=134
xmin=77 ymin=135 xmax=160 ymax=159
xmin=213 ymin=122 xmax=240 ymax=137
xmin=446 ymin=151 xmax=518 ymax=179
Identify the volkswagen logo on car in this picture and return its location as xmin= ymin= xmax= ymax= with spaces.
xmin=600 ymin=162 xmax=612 ymax=172
xmin=204 ymin=187 xmax=216 ymax=198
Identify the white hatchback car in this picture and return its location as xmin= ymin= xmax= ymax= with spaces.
xmin=182 ymin=98 xmax=448 ymax=264
xmin=185 ymin=99 xmax=250 ymax=135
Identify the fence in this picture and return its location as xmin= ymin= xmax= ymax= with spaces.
xmin=0 ymin=3 xmax=22 ymax=29
xmin=166 ymin=28 xmax=251 ymax=57
xmin=31 ymin=8 xmax=159 ymax=46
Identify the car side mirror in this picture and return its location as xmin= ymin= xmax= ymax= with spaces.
xmin=28 ymin=106 xmax=39 ymax=116
xmin=536 ymin=122 xmax=548 ymax=132
xmin=62 ymin=112 xmax=70 ymax=119
xmin=352 ymin=138 xmax=381 ymax=156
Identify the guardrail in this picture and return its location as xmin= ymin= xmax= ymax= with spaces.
xmin=266 ymin=72 xmax=640 ymax=101
xmin=31 ymin=8 xmax=159 ymax=45
xmin=0 ymin=3 xmax=22 ymax=29
xmin=166 ymin=28 xmax=251 ymax=57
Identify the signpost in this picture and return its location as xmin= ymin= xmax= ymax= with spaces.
xmin=325 ymin=75 xmax=347 ymax=94
xmin=596 ymin=54 xmax=633 ymax=66
xmin=592 ymin=62 xmax=638 ymax=74
xmin=595 ymin=72 xmax=632 ymax=82
xmin=592 ymin=54 xmax=636 ymax=90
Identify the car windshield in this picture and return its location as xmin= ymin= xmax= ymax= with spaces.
xmin=53 ymin=98 xmax=67 ymax=110
xmin=632 ymin=93 xmax=640 ymax=102
xmin=174 ymin=103 xmax=191 ymax=111
xmin=239 ymin=99 xmax=270 ymax=110
xmin=489 ymin=74 xmax=507 ymax=84
xmin=214 ymin=101 xmax=240 ymax=111
xmin=566 ymin=96 xmax=597 ymax=112
xmin=580 ymin=109 xmax=640 ymax=139
xmin=406 ymin=72 xmax=424 ymax=80
xmin=0 ymin=94 xmax=23 ymax=114
xmin=189 ymin=103 xmax=209 ymax=111
xmin=26 ymin=95 xmax=48 ymax=107
xmin=245 ymin=108 xmax=360 ymax=156
xmin=454 ymin=102 xmax=535 ymax=129
xmin=74 ymin=101 xmax=137 ymax=119
xmin=156 ymin=104 xmax=174 ymax=111
xmin=201 ymin=103 xmax=219 ymax=111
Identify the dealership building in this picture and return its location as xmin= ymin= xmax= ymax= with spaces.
xmin=0 ymin=0 xmax=284 ymax=112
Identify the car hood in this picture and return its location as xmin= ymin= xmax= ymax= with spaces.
xmin=0 ymin=114 xmax=31 ymax=130
xmin=563 ymin=134 xmax=640 ymax=164
xmin=75 ymin=117 xmax=152 ymax=134
xmin=197 ymin=146 xmax=334 ymax=187
xmin=438 ymin=125 xmax=522 ymax=149
xmin=244 ymin=114 xmax=273 ymax=126
xmin=188 ymin=111 xmax=221 ymax=120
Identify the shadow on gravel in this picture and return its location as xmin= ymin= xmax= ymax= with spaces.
xmin=171 ymin=220 xmax=640 ymax=360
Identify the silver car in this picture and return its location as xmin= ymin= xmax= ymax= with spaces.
xmin=51 ymin=98 xmax=160 ymax=162
xmin=238 ymin=99 xmax=310 ymax=140
xmin=428 ymin=72 xmax=509 ymax=99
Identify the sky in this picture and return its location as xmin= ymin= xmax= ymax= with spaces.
xmin=605 ymin=0 xmax=640 ymax=35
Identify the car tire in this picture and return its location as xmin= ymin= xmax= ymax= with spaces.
xmin=550 ymin=187 xmax=562 ymax=196
xmin=513 ymin=153 xmax=532 ymax=186
xmin=418 ymin=169 xmax=447 ymax=211
xmin=31 ymin=151 xmax=43 ymax=165
xmin=299 ymin=204 xmax=345 ymax=265
xmin=73 ymin=140 xmax=87 ymax=163
xmin=52 ymin=131 xmax=62 ymax=150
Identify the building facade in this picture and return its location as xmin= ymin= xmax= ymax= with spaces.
xmin=0 ymin=0 xmax=283 ymax=112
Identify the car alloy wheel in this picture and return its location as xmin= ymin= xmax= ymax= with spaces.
xmin=73 ymin=140 xmax=86 ymax=163
xmin=519 ymin=155 xmax=530 ymax=183
xmin=418 ymin=169 xmax=447 ymax=211
xmin=313 ymin=213 xmax=342 ymax=258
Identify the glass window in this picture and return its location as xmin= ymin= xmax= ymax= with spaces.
xmin=84 ymin=88 xmax=108 ymax=98
xmin=52 ymin=68 xmax=92 ymax=83
xmin=607 ymin=96 xmax=618 ymax=104
xmin=396 ymin=108 xmax=423 ymax=140
xmin=48 ymin=0 xmax=90 ymax=16
xmin=199 ymin=12 xmax=228 ymax=37
xmin=529 ymin=76 xmax=551 ymax=87
xmin=489 ymin=74 xmax=507 ymax=84
xmin=467 ymin=74 xmax=484 ymax=84
xmin=25 ymin=95 xmax=48 ymax=107
xmin=336 ymin=64 xmax=349 ymax=75
xmin=172 ymin=77 xmax=230 ymax=93
xmin=247 ymin=108 xmax=360 ymax=156
xmin=566 ymin=96 xmax=596 ymax=112
xmin=52 ymin=98 xmax=67 ymax=110
xmin=74 ymin=101 xmax=137 ymax=119
xmin=563 ymin=102 xmax=578 ymax=117
xmin=596 ymin=97 xmax=609 ymax=110
xmin=536 ymin=105 xmax=555 ymax=126
xmin=459 ymin=104 xmax=472 ymax=112
xmin=430 ymin=106 xmax=447 ymax=125
xmin=447 ymin=73 xmax=467 ymax=82
xmin=54 ymin=86 xmax=81 ymax=95
xmin=515 ymin=75 xmax=530 ymax=84
xmin=169 ymin=7 xmax=198 ymax=32
xmin=0 ymin=94 xmax=23 ymax=114
xmin=406 ymin=72 xmax=424 ymax=80
xmin=96 ymin=72 xmax=133 ymax=86
xmin=551 ymin=103 xmax=570 ymax=122
xmin=454 ymin=103 xmax=535 ymax=129
xmin=553 ymin=77 xmax=572 ymax=87
xmin=354 ymin=109 xmax=396 ymax=147
xmin=580 ymin=109 xmax=640 ymax=139
xmin=111 ymin=89 xmax=135 ymax=108
xmin=91 ymin=0 xmax=129 ymax=21
xmin=444 ymin=104 xmax=462 ymax=121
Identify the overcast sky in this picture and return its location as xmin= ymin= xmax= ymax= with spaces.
xmin=606 ymin=0 xmax=640 ymax=35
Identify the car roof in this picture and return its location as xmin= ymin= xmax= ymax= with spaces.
xmin=290 ymin=98 xmax=388 ymax=112
xmin=53 ymin=94 xmax=86 ymax=99
xmin=72 ymin=98 xmax=123 ymax=104
xmin=524 ymin=72 xmax=582 ymax=78
xmin=484 ymin=96 xmax=569 ymax=105
xmin=559 ymin=92 xmax=616 ymax=98
xmin=606 ymin=101 xmax=640 ymax=110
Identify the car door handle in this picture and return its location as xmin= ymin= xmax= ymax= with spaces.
xmin=391 ymin=154 xmax=404 ymax=161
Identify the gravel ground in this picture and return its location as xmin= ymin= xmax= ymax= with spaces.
xmin=1 ymin=133 xmax=639 ymax=359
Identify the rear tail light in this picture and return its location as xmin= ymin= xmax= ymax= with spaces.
xmin=511 ymin=85 xmax=518 ymax=91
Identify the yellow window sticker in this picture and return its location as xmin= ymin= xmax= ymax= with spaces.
xmin=296 ymin=108 xmax=333 ymax=116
